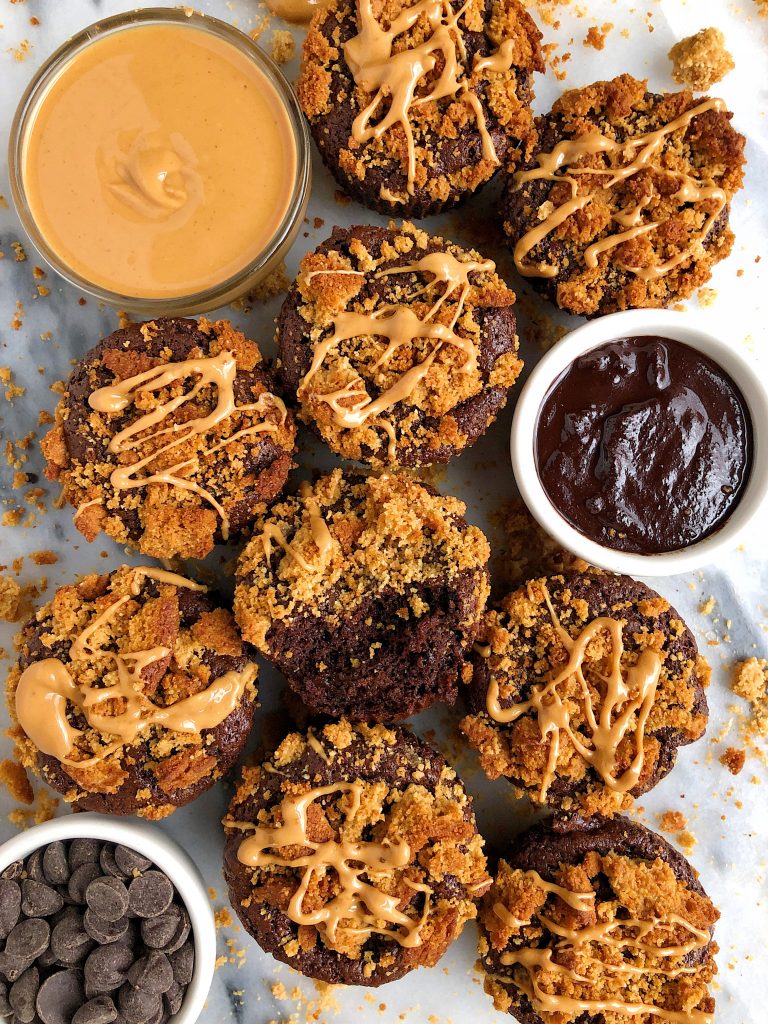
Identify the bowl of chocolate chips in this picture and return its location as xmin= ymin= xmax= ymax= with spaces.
xmin=0 ymin=814 xmax=215 ymax=1024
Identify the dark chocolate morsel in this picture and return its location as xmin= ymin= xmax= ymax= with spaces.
xmin=6 ymin=918 xmax=51 ymax=961
xmin=85 ymin=878 xmax=130 ymax=924
xmin=43 ymin=842 xmax=71 ymax=886
xmin=9 ymin=965 xmax=40 ymax=1024
xmin=72 ymin=994 xmax=119 ymax=1024
xmin=0 ymin=878 xmax=22 ymax=938
xmin=127 ymin=952 xmax=173 ymax=995
xmin=36 ymin=969 xmax=85 ymax=1024
xmin=127 ymin=874 xmax=173 ymax=920
xmin=84 ymin=909 xmax=129 ymax=946
xmin=69 ymin=840 xmax=101 ymax=871
xmin=113 ymin=849 xmax=152 ymax=878
xmin=21 ymin=878 xmax=65 ymax=918
xmin=118 ymin=982 xmax=162 ymax=1024
xmin=84 ymin=944 xmax=134 ymax=995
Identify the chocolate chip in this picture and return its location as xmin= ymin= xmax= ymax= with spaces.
xmin=0 ymin=979 xmax=10 ymax=1016
xmin=0 ymin=951 xmax=33 ymax=983
xmin=99 ymin=847 xmax=128 ymax=882
xmin=69 ymin=864 xmax=103 ymax=905
xmin=139 ymin=905 xmax=180 ymax=951
xmin=9 ymin=965 xmax=40 ymax=1024
xmin=6 ymin=918 xmax=50 ymax=961
xmin=113 ymin=848 xmax=151 ymax=878
xmin=127 ymin=874 xmax=172 ymax=920
xmin=69 ymin=840 xmax=101 ymax=871
xmin=72 ymin=995 xmax=118 ymax=1024
xmin=163 ymin=980 xmax=183 ymax=1016
xmin=0 ymin=878 xmax=22 ymax=938
xmin=85 ymin=878 xmax=129 ymax=924
xmin=25 ymin=848 xmax=47 ymax=884
xmin=168 ymin=942 xmax=193 ymax=987
xmin=84 ymin=909 xmax=129 ymax=946
xmin=21 ymin=878 xmax=65 ymax=918
xmin=36 ymin=969 xmax=85 ymax=1024
xmin=118 ymin=983 xmax=161 ymax=1024
xmin=84 ymin=944 xmax=134 ymax=995
xmin=1 ymin=861 xmax=23 ymax=880
xmin=127 ymin=952 xmax=172 ymax=996
xmin=163 ymin=908 xmax=190 ymax=957
xmin=42 ymin=842 xmax=71 ymax=887
xmin=51 ymin=909 xmax=94 ymax=966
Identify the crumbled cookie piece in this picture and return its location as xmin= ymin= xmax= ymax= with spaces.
xmin=270 ymin=29 xmax=295 ymax=64
xmin=669 ymin=28 xmax=734 ymax=91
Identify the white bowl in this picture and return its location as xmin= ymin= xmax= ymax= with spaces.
xmin=0 ymin=813 xmax=215 ymax=1024
xmin=510 ymin=308 xmax=768 ymax=577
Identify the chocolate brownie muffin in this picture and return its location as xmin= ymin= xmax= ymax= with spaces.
xmin=297 ymin=0 xmax=544 ymax=217
xmin=7 ymin=564 xmax=259 ymax=819
xmin=460 ymin=573 xmax=709 ymax=815
xmin=42 ymin=317 xmax=296 ymax=561
xmin=478 ymin=814 xmax=719 ymax=1023
xmin=234 ymin=468 xmax=490 ymax=720
xmin=223 ymin=720 xmax=491 ymax=985
xmin=502 ymin=74 xmax=746 ymax=316
xmin=277 ymin=222 xmax=523 ymax=467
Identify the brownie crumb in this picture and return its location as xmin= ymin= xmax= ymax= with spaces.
xmin=669 ymin=28 xmax=734 ymax=91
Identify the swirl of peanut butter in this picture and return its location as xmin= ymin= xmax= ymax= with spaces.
xmin=512 ymin=98 xmax=728 ymax=282
xmin=87 ymin=351 xmax=287 ymax=541
xmin=14 ymin=566 xmax=256 ymax=767
xmin=486 ymin=586 xmax=663 ymax=800
xmin=344 ymin=0 xmax=518 ymax=199
xmin=494 ymin=869 xmax=714 ymax=1023
xmin=299 ymin=250 xmax=493 ymax=455
xmin=229 ymin=783 xmax=431 ymax=947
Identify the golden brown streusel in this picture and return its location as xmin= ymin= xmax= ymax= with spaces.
xmin=668 ymin=28 xmax=734 ymax=91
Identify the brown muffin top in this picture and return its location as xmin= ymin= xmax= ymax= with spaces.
xmin=480 ymin=834 xmax=719 ymax=1023
xmin=223 ymin=720 xmax=490 ymax=982
xmin=460 ymin=573 xmax=708 ymax=815
xmin=42 ymin=317 xmax=297 ymax=561
xmin=502 ymin=74 xmax=746 ymax=315
xmin=234 ymin=468 xmax=490 ymax=650
xmin=298 ymin=0 xmax=543 ymax=214
xmin=278 ymin=221 xmax=522 ymax=467
xmin=8 ymin=564 xmax=258 ymax=819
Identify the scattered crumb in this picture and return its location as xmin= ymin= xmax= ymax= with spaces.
xmin=658 ymin=810 xmax=687 ymax=833
xmin=11 ymin=242 xmax=26 ymax=262
xmin=0 ymin=575 xmax=21 ymax=621
xmin=720 ymin=747 xmax=746 ymax=776
xmin=0 ymin=760 xmax=33 ymax=805
xmin=699 ymin=596 xmax=716 ymax=615
xmin=668 ymin=28 xmax=734 ymax=91
xmin=583 ymin=23 xmax=613 ymax=50
xmin=698 ymin=287 xmax=717 ymax=308
xmin=214 ymin=907 xmax=234 ymax=929
xmin=8 ymin=789 xmax=58 ymax=830
xmin=231 ymin=262 xmax=290 ymax=312
xmin=250 ymin=14 xmax=271 ymax=39
xmin=270 ymin=29 xmax=295 ymax=64
xmin=731 ymin=659 xmax=768 ymax=764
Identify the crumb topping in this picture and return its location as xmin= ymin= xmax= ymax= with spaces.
xmin=234 ymin=469 xmax=490 ymax=650
xmin=42 ymin=317 xmax=296 ymax=561
xmin=503 ymin=74 xmax=746 ymax=316
xmin=297 ymin=0 xmax=543 ymax=211
xmin=282 ymin=222 xmax=522 ymax=466
xmin=480 ymin=852 xmax=718 ymax=1023
xmin=224 ymin=721 xmax=490 ymax=965
xmin=460 ymin=574 xmax=707 ymax=814
xmin=668 ymin=28 xmax=734 ymax=92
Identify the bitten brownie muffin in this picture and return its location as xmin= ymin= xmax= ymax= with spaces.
xmin=297 ymin=0 xmax=544 ymax=217
xmin=7 ymin=564 xmax=259 ymax=819
xmin=478 ymin=814 xmax=719 ymax=1023
xmin=234 ymin=468 xmax=490 ymax=720
xmin=502 ymin=74 xmax=746 ymax=316
xmin=460 ymin=573 xmax=709 ymax=815
xmin=277 ymin=222 xmax=523 ymax=468
xmin=42 ymin=316 xmax=296 ymax=561
xmin=223 ymin=720 xmax=491 ymax=985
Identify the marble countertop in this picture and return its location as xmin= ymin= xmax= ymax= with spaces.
xmin=0 ymin=2 xmax=767 ymax=1022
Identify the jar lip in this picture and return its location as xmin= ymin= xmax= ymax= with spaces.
xmin=7 ymin=7 xmax=311 ymax=314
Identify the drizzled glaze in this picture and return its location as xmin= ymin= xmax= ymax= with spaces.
xmin=512 ymin=97 xmax=727 ymax=282
xmin=230 ymin=783 xmax=431 ymax=946
xmin=88 ymin=351 xmax=287 ymax=540
xmin=258 ymin=480 xmax=334 ymax=572
xmin=486 ymin=586 xmax=662 ymax=800
xmin=299 ymin=250 xmax=493 ymax=453
xmin=344 ymin=0 xmax=519 ymax=198
xmin=15 ymin=566 xmax=255 ymax=767
xmin=496 ymin=868 xmax=713 ymax=1023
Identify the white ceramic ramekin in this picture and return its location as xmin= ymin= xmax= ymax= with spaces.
xmin=510 ymin=308 xmax=768 ymax=577
xmin=0 ymin=813 xmax=215 ymax=1024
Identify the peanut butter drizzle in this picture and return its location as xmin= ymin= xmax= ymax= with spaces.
xmin=264 ymin=0 xmax=330 ymax=23
xmin=486 ymin=586 xmax=662 ymax=800
xmin=15 ymin=566 xmax=255 ymax=767
xmin=258 ymin=482 xmax=334 ymax=573
xmin=497 ymin=869 xmax=713 ymax=1023
xmin=512 ymin=98 xmax=727 ymax=281
xmin=231 ymin=783 xmax=431 ymax=947
xmin=88 ymin=351 xmax=287 ymax=541
xmin=300 ymin=250 xmax=493 ymax=454
xmin=344 ymin=0 xmax=507 ymax=197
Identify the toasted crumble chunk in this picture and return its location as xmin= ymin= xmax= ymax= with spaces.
xmin=0 ymin=575 xmax=22 ymax=621
xmin=719 ymin=746 xmax=745 ymax=775
xmin=732 ymin=657 xmax=768 ymax=743
xmin=669 ymin=28 xmax=734 ymax=91
xmin=270 ymin=28 xmax=295 ymax=64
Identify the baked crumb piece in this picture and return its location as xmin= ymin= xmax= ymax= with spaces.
xmin=659 ymin=809 xmax=687 ymax=833
xmin=0 ymin=758 xmax=34 ymax=805
xmin=732 ymin=658 xmax=768 ymax=747
xmin=270 ymin=29 xmax=295 ymax=64
xmin=583 ymin=23 xmax=613 ymax=50
xmin=720 ymin=746 xmax=746 ymax=775
xmin=0 ymin=575 xmax=22 ymax=621
xmin=669 ymin=28 xmax=734 ymax=91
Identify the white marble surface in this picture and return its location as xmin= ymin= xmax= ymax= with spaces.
xmin=0 ymin=1 xmax=767 ymax=1022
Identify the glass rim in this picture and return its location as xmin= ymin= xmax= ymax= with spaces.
xmin=7 ymin=6 xmax=311 ymax=313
